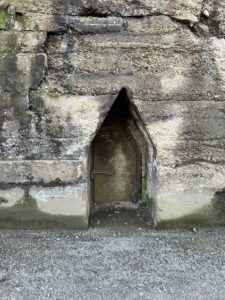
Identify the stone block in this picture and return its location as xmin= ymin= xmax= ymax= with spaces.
xmin=30 ymin=183 xmax=88 ymax=216
xmin=156 ymin=190 xmax=213 ymax=222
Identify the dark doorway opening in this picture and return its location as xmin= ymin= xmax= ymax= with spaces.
xmin=89 ymin=89 xmax=156 ymax=221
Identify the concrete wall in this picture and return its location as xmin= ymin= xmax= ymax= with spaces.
xmin=0 ymin=0 xmax=225 ymax=227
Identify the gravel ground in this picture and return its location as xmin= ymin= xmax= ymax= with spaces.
xmin=0 ymin=209 xmax=225 ymax=300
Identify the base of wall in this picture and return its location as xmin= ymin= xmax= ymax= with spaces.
xmin=0 ymin=209 xmax=88 ymax=229
xmin=156 ymin=215 xmax=225 ymax=229
xmin=155 ymin=206 xmax=225 ymax=229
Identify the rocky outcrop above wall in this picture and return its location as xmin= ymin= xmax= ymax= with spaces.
xmin=199 ymin=0 xmax=225 ymax=37
xmin=9 ymin=0 xmax=203 ymax=22
xmin=0 ymin=0 xmax=225 ymax=227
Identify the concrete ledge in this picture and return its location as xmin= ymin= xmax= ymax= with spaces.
xmin=155 ymin=189 xmax=225 ymax=228
xmin=0 ymin=183 xmax=89 ymax=229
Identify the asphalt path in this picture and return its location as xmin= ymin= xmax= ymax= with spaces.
xmin=0 ymin=209 xmax=225 ymax=300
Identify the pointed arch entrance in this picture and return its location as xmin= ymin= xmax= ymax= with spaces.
xmin=89 ymin=89 xmax=156 ymax=219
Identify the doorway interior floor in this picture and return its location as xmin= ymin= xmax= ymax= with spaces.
xmin=90 ymin=207 xmax=153 ymax=231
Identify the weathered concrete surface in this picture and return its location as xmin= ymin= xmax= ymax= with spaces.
xmin=0 ymin=217 xmax=225 ymax=299
xmin=0 ymin=0 xmax=225 ymax=226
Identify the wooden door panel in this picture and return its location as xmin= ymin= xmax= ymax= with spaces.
xmin=92 ymin=117 xmax=141 ymax=206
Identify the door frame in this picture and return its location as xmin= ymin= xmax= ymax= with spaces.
xmin=87 ymin=88 xmax=157 ymax=221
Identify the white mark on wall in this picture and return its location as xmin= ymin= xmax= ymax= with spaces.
xmin=35 ymin=185 xmax=85 ymax=203
xmin=161 ymin=74 xmax=186 ymax=95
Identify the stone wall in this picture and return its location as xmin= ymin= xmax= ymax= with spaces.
xmin=0 ymin=0 xmax=225 ymax=227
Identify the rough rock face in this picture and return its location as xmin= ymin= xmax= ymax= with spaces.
xmin=0 ymin=0 xmax=225 ymax=227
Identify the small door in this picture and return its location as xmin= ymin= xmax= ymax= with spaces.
xmin=91 ymin=103 xmax=141 ymax=207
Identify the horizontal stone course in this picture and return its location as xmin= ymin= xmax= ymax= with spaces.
xmin=0 ymin=160 xmax=85 ymax=184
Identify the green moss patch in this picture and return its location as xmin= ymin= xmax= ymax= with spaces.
xmin=0 ymin=11 xmax=11 ymax=30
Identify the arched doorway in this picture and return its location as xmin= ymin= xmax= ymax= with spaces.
xmin=89 ymin=89 xmax=156 ymax=219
